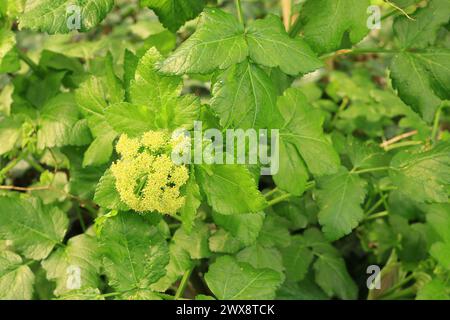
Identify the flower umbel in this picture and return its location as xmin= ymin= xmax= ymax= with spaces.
xmin=111 ymin=131 xmax=189 ymax=215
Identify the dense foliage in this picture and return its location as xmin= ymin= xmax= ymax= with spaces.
xmin=0 ymin=0 xmax=449 ymax=300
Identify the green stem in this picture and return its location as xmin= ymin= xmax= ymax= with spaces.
xmin=352 ymin=166 xmax=391 ymax=175
xmin=431 ymin=104 xmax=443 ymax=144
xmin=380 ymin=287 xmax=415 ymax=300
xmin=235 ymin=0 xmax=245 ymax=26
xmin=175 ymin=266 xmax=194 ymax=300
xmin=381 ymin=9 xmax=399 ymax=21
xmin=267 ymin=193 xmax=293 ymax=207
xmin=365 ymin=194 xmax=388 ymax=216
xmin=26 ymin=156 xmax=45 ymax=173
xmin=384 ymin=140 xmax=422 ymax=151
xmin=17 ymin=50 xmax=42 ymax=75
xmin=288 ymin=16 xmax=302 ymax=38
xmin=76 ymin=208 xmax=86 ymax=232
xmin=377 ymin=274 xmax=415 ymax=299
xmin=0 ymin=154 xmax=25 ymax=183
xmin=331 ymin=97 xmax=349 ymax=126
xmin=264 ymin=187 xmax=279 ymax=198
xmin=364 ymin=210 xmax=389 ymax=221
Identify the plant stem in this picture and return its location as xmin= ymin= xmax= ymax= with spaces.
xmin=267 ymin=193 xmax=293 ymax=207
xmin=364 ymin=210 xmax=389 ymax=221
xmin=175 ymin=266 xmax=194 ymax=300
xmin=0 ymin=154 xmax=25 ymax=183
xmin=384 ymin=140 xmax=422 ymax=151
xmin=235 ymin=0 xmax=245 ymax=26
xmin=17 ymin=50 xmax=42 ymax=75
xmin=281 ymin=0 xmax=292 ymax=31
xmin=26 ymin=156 xmax=45 ymax=173
xmin=331 ymin=97 xmax=349 ymax=126
xmin=377 ymin=274 xmax=415 ymax=299
xmin=380 ymin=287 xmax=415 ymax=300
xmin=264 ymin=187 xmax=279 ymax=198
xmin=320 ymin=48 xmax=399 ymax=60
xmin=431 ymin=104 xmax=443 ymax=144
xmin=288 ymin=16 xmax=302 ymax=37
xmin=380 ymin=130 xmax=418 ymax=148
xmin=365 ymin=194 xmax=388 ymax=216
xmin=76 ymin=207 xmax=86 ymax=232
xmin=352 ymin=166 xmax=391 ymax=175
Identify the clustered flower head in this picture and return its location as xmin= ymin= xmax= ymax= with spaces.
xmin=111 ymin=130 xmax=190 ymax=215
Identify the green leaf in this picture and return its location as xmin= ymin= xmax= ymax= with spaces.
xmin=315 ymin=167 xmax=367 ymax=241
xmin=208 ymin=229 xmax=243 ymax=254
xmin=100 ymin=212 xmax=169 ymax=291
xmin=19 ymin=0 xmax=114 ymax=34
xmin=94 ymin=169 xmax=130 ymax=211
xmin=273 ymin=139 xmax=308 ymax=196
xmin=280 ymin=235 xmax=314 ymax=282
xmin=151 ymin=244 xmax=193 ymax=292
xmin=0 ymin=28 xmax=20 ymax=73
xmin=346 ymin=137 xmax=387 ymax=170
xmin=37 ymin=93 xmax=91 ymax=149
xmin=105 ymin=102 xmax=155 ymax=137
xmin=246 ymin=15 xmax=322 ymax=75
xmin=299 ymin=0 xmax=371 ymax=54
xmin=212 ymin=211 xmax=265 ymax=246
xmin=211 ymin=60 xmax=283 ymax=129
xmin=389 ymin=0 xmax=450 ymax=122
xmin=75 ymin=56 xmax=123 ymax=157
xmin=179 ymin=172 xmax=201 ymax=233
xmin=0 ymin=251 xmax=35 ymax=300
xmin=140 ymin=0 xmax=206 ymax=32
xmin=58 ymin=287 xmax=104 ymax=300
xmin=257 ymin=215 xmax=291 ymax=248
xmin=138 ymin=30 xmax=177 ymax=57
xmin=65 ymin=146 xmax=107 ymax=200
xmin=427 ymin=204 xmax=450 ymax=269
xmin=172 ymin=222 xmax=211 ymax=259
xmin=82 ymin=131 xmax=116 ymax=167
xmin=205 ymin=255 xmax=283 ymax=300
xmin=42 ymin=233 xmax=101 ymax=296
xmin=130 ymin=48 xmax=200 ymax=130
xmin=276 ymin=277 xmax=328 ymax=300
xmin=304 ymin=229 xmax=358 ymax=299
xmin=31 ymin=171 xmax=68 ymax=204
xmin=0 ymin=115 xmax=22 ymax=155
xmin=0 ymin=196 xmax=68 ymax=260
xmin=75 ymin=76 xmax=117 ymax=138
xmin=393 ymin=0 xmax=450 ymax=49
xmin=390 ymin=142 xmax=450 ymax=203
xmin=417 ymin=278 xmax=450 ymax=300
xmin=196 ymin=164 xmax=267 ymax=214
xmin=130 ymin=47 xmax=181 ymax=107
xmin=390 ymin=50 xmax=450 ymax=122
xmin=279 ymin=88 xmax=340 ymax=176
xmin=159 ymin=8 xmax=247 ymax=75
xmin=236 ymin=244 xmax=285 ymax=276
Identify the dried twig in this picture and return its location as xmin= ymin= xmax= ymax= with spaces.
xmin=380 ymin=130 xmax=418 ymax=148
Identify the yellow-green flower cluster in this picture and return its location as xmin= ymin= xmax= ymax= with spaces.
xmin=111 ymin=131 xmax=189 ymax=215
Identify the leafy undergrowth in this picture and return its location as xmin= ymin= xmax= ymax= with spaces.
xmin=0 ymin=0 xmax=449 ymax=300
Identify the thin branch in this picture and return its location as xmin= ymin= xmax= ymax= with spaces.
xmin=235 ymin=0 xmax=245 ymax=26
xmin=0 ymin=185 xmax=50 ymax=191
xmin=431 ymin=104 xmax=444 ymax=144
xmin=175 ymin=266 xmax=195 ymax=300
xmin=380 ymin=130 xmax=418 ymax=148
xmin=384 ymin=0 xmax=415 ymax=21
xmin=281 ymin=0 xmax=292 ymax=31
